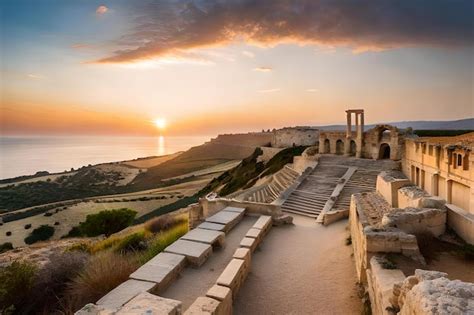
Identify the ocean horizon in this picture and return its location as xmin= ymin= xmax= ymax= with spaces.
xmin=0 ymin=135 xmax=211 ymax=180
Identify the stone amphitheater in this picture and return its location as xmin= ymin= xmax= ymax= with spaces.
xmin=77 ymin=110 xmax=473 ymax=315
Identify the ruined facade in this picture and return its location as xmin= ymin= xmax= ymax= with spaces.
xmin=273 ymin=109 xmax=404 ymax=161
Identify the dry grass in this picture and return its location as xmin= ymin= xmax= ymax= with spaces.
xmin=65 ymin=252 xmax=138 ymax=312
xmin=144 ymin=213 xmax=187 ymax=233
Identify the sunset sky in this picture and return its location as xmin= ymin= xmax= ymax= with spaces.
xmin=1 ymin=0 xmax=473 ymax=136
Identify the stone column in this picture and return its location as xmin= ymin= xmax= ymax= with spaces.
xmin=344 ymin=112 xmax=352 ymax=155
xmin=446 ymin=179 xmax=453 ymax=204
xmin=355 ymin=113 xmax=363 ymax=158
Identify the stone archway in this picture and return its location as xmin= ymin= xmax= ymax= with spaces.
xmin=350 ymin=140 xmax=356 ymax=156
xmin=324 ymin=139 xmax=330 ymax=153
xmin=379 ymin=143 xmax=391 ymax=159
xmin=336 ymin=140 xmax=344 ymax=155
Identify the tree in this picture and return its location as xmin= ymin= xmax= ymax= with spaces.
xmin=78 ymin=208 xmax=137 ymax=237
xmin=24 ymin=225 xmax=55 ymax=244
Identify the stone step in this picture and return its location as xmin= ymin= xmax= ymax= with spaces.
xmin=281 ymin=208 xmax=319 ymax=218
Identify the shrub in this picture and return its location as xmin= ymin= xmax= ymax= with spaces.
xmin=65 ymin=226 xmax=82 ymax=238
xmin=144 ymin=214 xmax=187 ymax=233
xmin=345 ymin=236 xmax=352 ymax=246
xmin=24 ymin=224 xmax=32 ymax=229
xmin=24 ymin=225 xmax=55 ymax=244
xmin=24 ymin=252 xmax=89 ymax=314
xmin=0 ymin=261 xmax=37 ymax=313
xmin=76 ymin=208 xmax=137 ymax=237
xmin=44 ymin=212 xmax=53 ymax=217
xmin=5 ymin=231 xmax=11 ymax=236
xmin=0 ymin=242 xmax=13 ymax=254
xmin=140 ymin=223 xmax=188 ymax=263
xmin=114 ymin=232 xmax=147 ymax=253
xmin=54 ymin=221 xmax=60 ymax=226
xmin=66 ymin=252 xmax=138 ymax=311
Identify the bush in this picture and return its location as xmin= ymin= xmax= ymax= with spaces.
xmin=0 ymin=242 xmax=13 ymax=254
xmin=0 ymin=261 xmax=37 ymax=313
xmin=66 ymin=252 xmax=138 ymax=311
xmin=24 ymin=224 xmax=32 ymax=229
xmin=114 ymin=232 xmax=147 ymax=253
xmin=54 ymin=221 xmax=60 ymax=226
xmin=24 ymin=225 xmax=55 ymax=245
xmin=24 ymin=252 xmax=89 ymax=314
xmin=140 ymin=223 xmax=188 ymax=263
xmin=144 ymin=214 xmax=187 ymax=233
xmin=76 ymin=208 xmax=137 ymax=237
xmin=5 ymin=231 xmax=11 ymax=236
xmin=44 ymin=212 xmax=53 ymax=217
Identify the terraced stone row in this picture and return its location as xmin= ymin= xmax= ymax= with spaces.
xmin=246 ymin=166 xmax=299 ymax=203
xmin=281 ymin=163 xmax=348 ymax=218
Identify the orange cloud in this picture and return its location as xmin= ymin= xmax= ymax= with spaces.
xmin=96 ymin=5 xmax=108 ymax=15
xmin=93 ymin=1 xmax=472 ymax=64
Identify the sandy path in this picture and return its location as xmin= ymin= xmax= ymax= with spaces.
xmin=234 ymin=216 xmax=362 ymax=315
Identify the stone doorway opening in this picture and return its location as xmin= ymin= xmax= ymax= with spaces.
xmin=379 ymin=143 xmax=391 ymax=159
xmin=336 ymin=140 xmax=344 ymax=155
xmin=350 ymin=140 xmax=356 ymax=156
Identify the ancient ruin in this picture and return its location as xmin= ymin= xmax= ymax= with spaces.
xmin=76 ymin=110 xmax=473 ymax=315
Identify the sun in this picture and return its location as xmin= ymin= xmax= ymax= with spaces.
xmin=154 ymin=118 xmax=167 ymax=130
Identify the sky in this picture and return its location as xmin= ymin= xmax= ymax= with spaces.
xmin=1 ymin=0 xmax=473 ymax=136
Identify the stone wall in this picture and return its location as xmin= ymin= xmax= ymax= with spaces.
xmin=256 ymin=147 xmax=284 ymax=163
xmin=446 ymin=203 xmax=474 ymax=244
xmin=271 ymin=127 xmax=319 ymax=148
xmin=376 ymin=171 xmax=411 ymax=207
xmin=200 ymin=198 xmax=282 ymax=220
xmin=366 ymin=256 xmax=406 ymax=315
xmin=380 ymin=207 xmax=447 ymax=237
xmin=210 ymin=132 xmax=273 ymax=147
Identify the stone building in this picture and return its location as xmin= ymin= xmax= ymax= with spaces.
xmin=271 ymin=126 xmax=319 ymax=148
xmin=402 ymin=133 xmax=474 ymax=243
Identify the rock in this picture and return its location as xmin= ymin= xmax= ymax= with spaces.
xmin=116 ymin=292 xmax=182 ymax=315
xmin=273 ymin=214 xmax=293 ymax=226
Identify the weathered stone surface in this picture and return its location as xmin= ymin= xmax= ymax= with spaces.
xmin=217 ymin=258 xmax=246 ymax=298
xmin=222 ymin=206 xmax=246 ymax=214
xmin=75 ymin=303 xmax=114 ymax=315
xmin=252 ymin=215 xmax=272 ymax=235
xmin=396 ymin=270 xmax=474 ymax=315
xmin=198 ymin=222 xmax=226 ymax=232
xmin=381 ymin=207 xmax=447 ymax=237
xmin=376 ymin=171 xmax=411 ymax=207
xmin=184 ymin=297 xmax=220 ymax=314
xmin=129 ymin=253 xmax=186 ymax=292
xmin=181 ymin=228 xmax=225 ymax=247
xmin=233 ymin=247 xmax=251 ymax=277
xmin=116 ymin=292 xmax=182 ymax=315
xmin=205 ymin=211 xmax=243 ymax=232
xmin=240 ymin=237 xmax=257 ymax=252
xmin=272 ymin=214 xmax=293 ymax=226
xmin=96 ymin=279 xmax=156 ymax=310
xmin=206 ymin=285 xmax=232 ymax=315
xmin=245 ymin=227 xmax=263 ymax=240
xmin=164 ymin=239 xmax=212 ymax=267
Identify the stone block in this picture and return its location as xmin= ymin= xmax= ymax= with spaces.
xmin=216 ymin=258 xmax=246 ymax=299
xmin=129 ymin=253 xmax=186 ymax=292
xmin=96 ymin=279 xmax=156 ymax=310
xmin=233 ymin=247 xmax=251 ymax=277
xmin=116 ymin=292 xmax=182 ymax=315
xmin=206 ymin=285 xmax=232 ymax=315
xmin=198 ymin=222 xmax=226 ymax=232
xmin=222 ymin=206 xmax=246 ymax=214
xmin=272 ymin=214 xmax=293 ymax=226
xmin=252 ymin=215 xmax=272 ymax=235
xmin=240 ymin=237 xmax=257 ymax=252
xmin=75 ymin=303 xmax=114 ymax=315
xmin=164 ymin=239 xmax=212 ymax=267
xmin=245 ymin=227 xmax=263 ymax=244
xmin=181 ymin=228 xmax=225 ymax=247
xmin=205 ymin=211 xmax=244 ymax=232
xmin=184 ymin=297 xmax=220 ymax=315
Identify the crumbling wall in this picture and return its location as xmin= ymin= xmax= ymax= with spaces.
xmin=381 ymin=207 xmax=447 ymax=237
xmin=200 ymin=198 xmax=282 ymax=219
xmin=271 ymin=127 xmax=319 ymax=148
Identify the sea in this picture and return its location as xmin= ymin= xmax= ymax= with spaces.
xmin=0 ymin=135 xmax=211 ymax=180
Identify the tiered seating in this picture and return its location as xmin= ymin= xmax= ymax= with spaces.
xmin=245 ymin=166 xmax=300 ymax=203
xmin=280 ymin=164 xmax=348 ymax=218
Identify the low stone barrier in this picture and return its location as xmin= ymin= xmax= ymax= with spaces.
xmin=446 ymin=203 xmax=474 ymax=244
xmin=381 ymin=207 xmax=447 ymax=237
xmin=376 ymin=171 xmax=411 ymax=207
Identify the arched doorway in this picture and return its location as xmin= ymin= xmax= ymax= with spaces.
xmin=379 ymin=143 xmax=391 ymax=159
xmin=324 ymin=139 xmax=330 ymax=153
xmin=350 ymin=140 xmax=356 ymax=156
xmin=336 ymin=140 xmax=344 ymax=155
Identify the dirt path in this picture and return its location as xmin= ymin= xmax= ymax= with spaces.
xmin=234 ymin=216 xmax=362 ymax=315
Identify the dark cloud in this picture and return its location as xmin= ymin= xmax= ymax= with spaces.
xmin=96 ymin=0 xmax=473 ymax=63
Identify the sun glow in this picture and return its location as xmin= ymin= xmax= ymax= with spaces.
xmin=154 ymin=118 xmax=167 ymax=130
